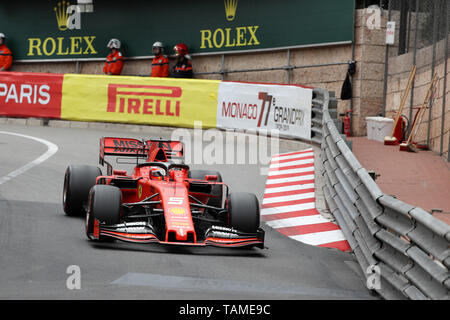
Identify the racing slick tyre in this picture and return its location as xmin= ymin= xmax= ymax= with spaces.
xmin=227 ymin=192 xmax=260 ymax=233
xmin=63 ymin=165 xmax=102 ymax=217
xmin=188 ymin=170 xmax=223 ymax=208
xmin=86 ymin=185 xmax=122 ymax=241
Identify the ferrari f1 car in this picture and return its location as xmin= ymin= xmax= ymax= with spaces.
xmin=63 ymin=137 xmax=265 ymax=248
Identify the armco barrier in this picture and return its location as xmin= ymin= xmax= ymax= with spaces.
xmin=314 ymin=87 xmax=450 ymax=300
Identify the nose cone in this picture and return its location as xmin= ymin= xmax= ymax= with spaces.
xmin=162 ymin=187 xmax=196 ymax=243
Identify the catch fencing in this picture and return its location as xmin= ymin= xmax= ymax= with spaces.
xmin=381 ymin=0 xmax=449 ymax=160
xmin=314 ymin=87 xmax=450 ymax=300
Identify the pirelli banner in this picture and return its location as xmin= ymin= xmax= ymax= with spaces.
xmin=61 ymin=75 xmax=219 ymax=128
xmin=0 ymin=72 xmax=312 ymax=140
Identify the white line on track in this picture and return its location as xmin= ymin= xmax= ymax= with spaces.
xmin=290 ymin=230 xmax=347 ymax=246
xmin=262 ymin=192 xmax=316 ymax=204
xmin=264 ymin=183 xmax=315 ymax=194
xmin=265 ymin=174 xmax=315 ymax=185
xmin=270 ymin=152 xmax=314 ymax=163
xmin=266 ymin=214 xmax=331 ymax=228
xmin=0 ymin=131 xmax=59 ymax=185
xmin=268 ymin=167 xmax=314 ymax=176
xmin=261 ymin=202 xmax=316 ymax=215
xmin=271 ymin=149 xmax=313 ymax=160
xmin=269 ymin=158 xmax=314 ymax=168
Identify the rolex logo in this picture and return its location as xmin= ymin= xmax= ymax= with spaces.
xmin=54 ymin=0 xmax=71 ymax=31
xmin=224 ymin=0 xmax=238 ymax=22
xmin=54 ymin=0 xmax=82 ymax=31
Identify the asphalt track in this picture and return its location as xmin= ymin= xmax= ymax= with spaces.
xmin=0 ymin=122 xmax=375 ymax=299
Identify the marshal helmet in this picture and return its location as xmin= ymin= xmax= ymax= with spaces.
xmin=107 ymin=38 xmax=121 ymax=49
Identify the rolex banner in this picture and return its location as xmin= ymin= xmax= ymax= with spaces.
xmin=216 ymin=82 xmax=313 ymax=140
xmin=0 ymin=0 xmax=354 ymax=61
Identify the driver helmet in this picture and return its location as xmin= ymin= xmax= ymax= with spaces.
xmin=150 ymin=167 xmax=165 ymax=179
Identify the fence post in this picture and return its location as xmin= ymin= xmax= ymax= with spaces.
xmin=444 ymin=1 xmax=450 ymax=161
xmin=398 ymin=0 xmax=409 ymax=55
xmin=406 ymin=0 xmax=412 ymax=53
xmin=382 ymin=0 xmax=392 ymax=117
xmin=221 ymin=54 xmax=226 ymax=80
xmin=286 ymin=49 xmax=292 ymax=84
xmin=408 ymin=0 xmax=420 ymax=138
xmin=427 ymin=0 xmax=440 ymax=148
xmin=439 ymin=0 xmax=448 ymax=156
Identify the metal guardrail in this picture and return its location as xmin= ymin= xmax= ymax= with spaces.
xmin=313 ymin=87 xmax=450 ymax=300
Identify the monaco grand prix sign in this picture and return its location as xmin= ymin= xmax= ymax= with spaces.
xmin=217 ymin=82 xmax=313 ymax=140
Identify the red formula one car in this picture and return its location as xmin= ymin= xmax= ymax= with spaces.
xmin=63 ymin=137 xmax=264 ymax=248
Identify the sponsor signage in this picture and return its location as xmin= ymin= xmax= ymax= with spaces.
xmin=0 ymin=71 xmax=314 ymax=140
xmin=217 ymin=82 xmax=313 ymax=140
xmin=60 ymin=74 xmax=219 ymax=128
xmin=107 ymin=84 xmax=182 ymax=117
xmin=0 ymin=0 xmax=354 ymax=61
xmin=0 ymin=72 xmax=63 ymax=118
xmin=386 ymin=21 xmax=396 ymax=45
xmin=15 ymin=1 xmax=99 ymax=60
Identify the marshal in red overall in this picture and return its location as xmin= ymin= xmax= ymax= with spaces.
xmin=63 ymin=137 xmax=264 ymax=249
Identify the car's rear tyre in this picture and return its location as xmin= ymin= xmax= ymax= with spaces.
xmin=188 ymin=170 xmax=223 ymax=208
xmin=63 ymin=165 xmax=102 ymax=216
xmin=227 ymin=192 xmax=260 ymax=233
xmin=86 ymin=185 xmax=122 ymax=241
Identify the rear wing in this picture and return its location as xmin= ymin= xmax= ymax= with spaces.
xmin=99 ymin=137 xmax=185 ymax=174
xmin=100 ymin=137 xmax=147 ymax=159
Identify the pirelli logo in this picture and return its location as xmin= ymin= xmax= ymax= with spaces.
xmin=107 ymin=84 xmax=182 ymax=116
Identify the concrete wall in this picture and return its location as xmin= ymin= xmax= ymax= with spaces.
xmin=351 ymin=8 xmax=387 ymax=136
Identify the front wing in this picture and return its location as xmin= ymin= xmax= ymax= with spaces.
xmin=91 ymin=220 xmax=265 ymax=248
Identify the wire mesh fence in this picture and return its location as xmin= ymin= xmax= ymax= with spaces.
xmin=386 ymin=0 xmax=448 ymax=55
xmin=381 ymin=0 xmax=449 ymax=159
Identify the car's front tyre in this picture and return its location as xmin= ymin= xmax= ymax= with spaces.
xmin=86 ymin=185 xmax=122 ymax=241
xmin=63 ymin=165 xmax=102 ymax=217
xmin=227 ymin=192 xmax=260 ymax=233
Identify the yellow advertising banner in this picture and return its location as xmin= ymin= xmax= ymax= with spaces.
xmin=61 ymin=74 xmax=219 ymax=128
